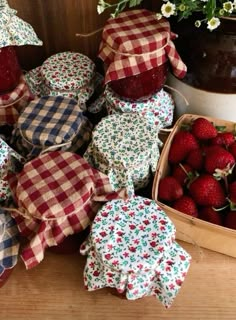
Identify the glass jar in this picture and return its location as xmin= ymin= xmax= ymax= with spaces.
xmin=0 ymin=46 xmax=22 ymax=94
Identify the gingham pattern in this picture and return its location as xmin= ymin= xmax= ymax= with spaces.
xmin=0 ymin=208 xmax=20 ymax=277
xmin=16 ymin=95 xmax=92 ymax=157
xmin=0 ymin=75 xmax=34 ymax=125
xmin=9 ymin=151 xmax=127 ymax=269
xmin=98 ymin=9 xmax=187 ymax=84
xmin=80 ymin=196 xmax=191 ymax=307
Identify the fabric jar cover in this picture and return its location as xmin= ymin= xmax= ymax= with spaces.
xmin=80 ymin=196 xmax=191 ymax=307
xmin=0 ymin=0 xmax=42 ymax=47
xmin=98 ymin=9 xmax=187 ymax=85
xmin=24 ymin=66 xmax=45 ymax=97
xmin=0 ymin=208 xmax=20 ymax=283
xmin=84 ymin=113 xmax=161 ymax=196
xmin=39 ymin=51 xmax=97 ymax=108
xmin=105 ymin=86 xmax=174 ymax=127
xmin=0 ymin=75 xmax=34 ymax=125
xmin=0 ymin=137 xmax=24 ymax=202
xmin=7 ymin=151 xmax=128 ymax=269
xmin=13 ymin=95 xmax=92 ymax=158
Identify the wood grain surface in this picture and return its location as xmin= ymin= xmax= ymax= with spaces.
xmin=1 ymin=241 xmax=236 ymax=320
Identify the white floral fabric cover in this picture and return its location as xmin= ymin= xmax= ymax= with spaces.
xmin=0 ymin=137 xmax=24 ymax=201
xmin=84 ymin=113 xmax=161 ymax=196
xmin=105 ymin=86 xmax=175 ymax=127
xmin=0 ymin=0 xmax=42 ymax=47
xmin=80 ymin=196 xmax=191 ymax=307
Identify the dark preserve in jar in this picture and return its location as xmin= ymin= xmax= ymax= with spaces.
xmin=0 ymin=46 xmax=22 ymax=94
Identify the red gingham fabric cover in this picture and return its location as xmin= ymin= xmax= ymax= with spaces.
xmin=0 ymin=75 xmax=34 ymax=125
xmin=98 ymin=9 xmax=187 ymax=84
xmin=8 ymin=151 xmax=127 ymax=269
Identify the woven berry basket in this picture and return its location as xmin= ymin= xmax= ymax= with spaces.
xmin=152 ymin=113 xmax=236 ymax=258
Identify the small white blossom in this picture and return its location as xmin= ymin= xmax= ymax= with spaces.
xmin=97 ymin=5 xmax=105 ymax=14
xmin=195 ymin=20 xmax=201 ymax=27
xmin=207 ymin=17 xmax=221 ymax=30
xmin=156 ymin=13 xmax=163 ymax=20
xmin=223 ymin=1 xmax=234 ymax=13
xmin=161 ymin=1 xmax=176 ymax=18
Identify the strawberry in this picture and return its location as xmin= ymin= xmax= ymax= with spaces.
xmin=224 ymin=211 xmax=236 ymax=229
xmin=191 ymin=117 xmax=218 ymax=140
xmin=198 ymin=206 xmax=223 ymax=225
xmin=173 ymin=195 xmax=198 ymax=217
xmin=189 ymin=174 xmax=226 ymax=208
xmin=172 ymin=163 xmax=194 ymax=186
xmin=186 ymin=148 xmax=204 ymax=170
xmin=168 ymin=130 xmax=199 ymax=164
xmin=228 ymin=141 xmax=236 ymax=160
xmin=204 ymin=145 xmax=235 ymax=174
xmin=158 ymin=176 xmax=183 ymax=202
xmin=210 ymin=132 xmax=235 ymax=147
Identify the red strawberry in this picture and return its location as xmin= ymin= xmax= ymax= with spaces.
xmin=172 ymin=163 xmax=194 ymax=186
xmin=204 ymin=145 xmax=235 ymax=174
xmin=158 ymin=176 xmax=183 ymax=202
xmin=173 ymin=195 xmax=198 ymax=217
xmin=191 ymin=117 xmax=217 ymax=140
xmin=198 ymin=206 xmax=223 ymax=225
xmin=224 ymin=211 xmax=236 ymax=229
xmin=168 ymin=130 xmax=199 ymax=164
xmin=228 ymin=141 xmax=236 ymax=160
xmin=186 ymin=148 xmax=204 ymax=170
xmin=189 ymin=174 xmax=226 ymax=208
xmin=210 ymin=132 xmax=235 ymax=147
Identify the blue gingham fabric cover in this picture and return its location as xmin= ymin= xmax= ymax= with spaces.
xmin=0 ymin=209 xmax=19 ymax=276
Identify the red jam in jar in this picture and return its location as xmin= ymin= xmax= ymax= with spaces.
xmin=0 ymin=46 xmax=22 ymax=94
xmin=109 ymin=63 xmax=169 ymax=100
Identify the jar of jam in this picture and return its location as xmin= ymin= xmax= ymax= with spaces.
xmin=98 ymin=9 xmax=187 ymax=100
xmin=0 ymin=46 xmax=22 ymax=94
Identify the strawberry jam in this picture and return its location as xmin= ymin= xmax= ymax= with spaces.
xmin=0 ymin=46 xmax=22 ymax=94
xmin=109 ymin=63 xmax=169 ymax=100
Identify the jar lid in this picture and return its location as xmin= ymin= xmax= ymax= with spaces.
xmin=0 ymin=75 xmax=30 ymax=106
xmin=0 ymin=209 xmax=20 ymax=276
xmin=0 ymin=0 xmax=42 ymax=47
xmin=98 ymin=9 xmax=187 ymax=84
xmin=18 ymin=95 xmax=87 ymax=146
xmin=105 ymin=86 xmax=174 ymax=127
xmin=41 ymin=52 xmax=96 ymax=92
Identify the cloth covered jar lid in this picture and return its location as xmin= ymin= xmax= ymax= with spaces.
xmin=9 ymin=151 xmax=127 ymax=269
xmin=98 ymin=9 xmax=187 ymax=84
xmin=0 ymin=0 xmax=42 ymax=47
xmin=0 ymin=208 xmax=20 ymax=277
xmin=17 ymin=95 xmax=88 ymax=147
xmin=80 ymin=196 xmax=191 ymax=307
xmin=105 ymin=86 xmax=174 ymax=127
xmin=40 ymin=51 xmax=96 ymax=93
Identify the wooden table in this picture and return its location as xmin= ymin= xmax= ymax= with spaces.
xmin=1 ymin=241 xmax=236 ymax=320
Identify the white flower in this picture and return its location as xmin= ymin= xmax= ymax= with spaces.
xmin=161 ymin=1 xmax=176 ymax=18
xmin=223 ymin=1 xmax=234 ymax=13
xmin=195 ymin=20 xmax=201 ymax=28
xmin=97 ymin=5 xmax=105 ymax=14
xmin=156 ymin=13 xmax=163 ymax=20
xmin=207 ymin=17 xmax=221 ymax=30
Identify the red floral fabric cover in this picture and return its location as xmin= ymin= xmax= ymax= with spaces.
xmin=8 ymin=151 xmax=127 ymax=269
xmin=98 ymin=9 xmax=187 ymax=84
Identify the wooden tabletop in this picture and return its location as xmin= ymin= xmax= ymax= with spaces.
xmin=1 ymin=241 xmax=236 ymax=320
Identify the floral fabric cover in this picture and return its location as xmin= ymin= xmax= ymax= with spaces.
xmin=13 ymin=95 xmax=92 ymax=158
xmin=0 ymin=208 xmax=19 ymax=277
xmin=0 ymin=0 xmax=42 ymax=47
xmin=0 ymin=137 xmax=24 ymax=202
xmin=0 ymin=75 xmax=34 ymax=125
xmin=80 ymin=196 xmax=191 ymax=307
xmin=105 ymin=86 xmax=174 ymax=127
xmin=98 ymin=9 xmax=187 ymax=84
xmin=84 ymin=113 xmax=161 ymax=196
xmin=8 ymin=151 xmax=127 ymax=269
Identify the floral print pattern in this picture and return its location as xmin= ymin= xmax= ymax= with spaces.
xmin=80 ymin=196 xmax=191 ymax=307
xmin=84 ymin=113 xmax=161 ymax=196
xmin=105 ymin=86 xmax=174 ymax=127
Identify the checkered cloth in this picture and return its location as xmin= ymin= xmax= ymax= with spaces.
xmin=0 ymin=209 xmax=20 ymax=277
xmin=16 ymin=95 xmax=92 ymax=158
xmin=0 ymin=75 xmax=34 ymax=125
xmin=98 ymin=9 xmax=187 ymax=84
xmin=8 ymin=151 xmax=127 ymax=269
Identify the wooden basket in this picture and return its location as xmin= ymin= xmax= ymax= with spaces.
xmin=152 ymin=113 xmax=236 ymax=258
